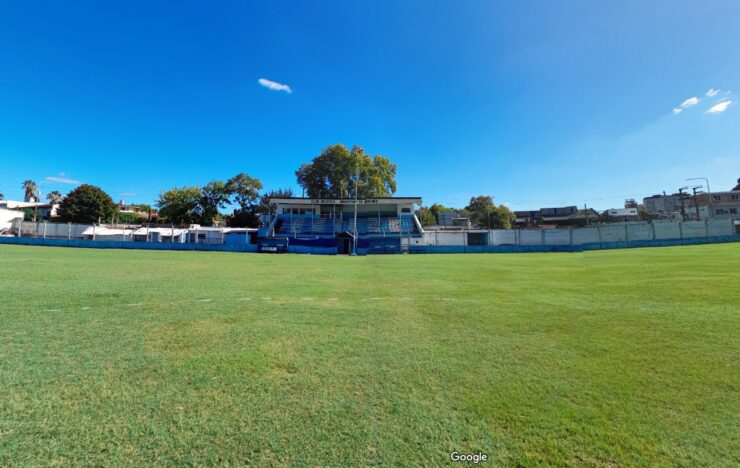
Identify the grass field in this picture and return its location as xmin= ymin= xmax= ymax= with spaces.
xmin=0 ymin=243 xmax=738 ymax=466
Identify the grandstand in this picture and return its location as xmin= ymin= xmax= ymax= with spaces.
xmin=260 ymin=197 xmax=423 ymax=254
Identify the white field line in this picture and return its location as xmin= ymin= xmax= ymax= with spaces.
xmin=126 ymin=303 xmax=143 ymax=307
xmin=327 ymin=298 xmax=339 ymax=301
xmin=40 ymin=309 xmax=61 ymax=312
xmin=239 ymin=297 xmax=252 ymax=301
xmin=81 ymin=307 xmax=92 ymax=310
xmin=302 ymin=297 xmax=314 ymax=301
xmin=198 ymin=299 xmax=212 ymax=303
xmin=261 ymin=297 xmax=272 ymax=301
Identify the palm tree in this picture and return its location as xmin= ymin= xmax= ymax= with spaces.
xmin=46 ymin=190 xmax=64 ymax=205
xmin=22 ymin=180 xmax=39 ymax=202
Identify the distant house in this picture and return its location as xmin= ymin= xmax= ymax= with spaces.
xmin=0 ymin=200 xmax=59 ymax=220
xmin=606 ymin=208 xmax=639 ymax=223
xmin=515 ymin=206 xmax=599 ymax=228
xmin=437 ymin=212 xmax=471 ymax=229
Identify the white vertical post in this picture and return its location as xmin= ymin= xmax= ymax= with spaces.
xmin=68 ymin=222 xmax=72 ymax=240
xmin=43 ymin=222 xmax=47 ymax=239
xmin=92 ymin=224 xmax=97 ymax=241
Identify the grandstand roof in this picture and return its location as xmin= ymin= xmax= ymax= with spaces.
xmin=270 ymin=197 xmax=422 ymax=205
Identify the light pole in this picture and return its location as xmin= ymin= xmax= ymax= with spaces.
xmin=351 ymin=158 xmax=359 ymax=256
xmin=687 ymin=177 xmax=712 ymax=218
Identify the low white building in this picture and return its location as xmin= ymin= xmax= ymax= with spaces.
xmin=81 ymin=226 xmax=134 ymax=241
xmin=132 ymin=227 xmax=187 ymax=243
xmin=0 ymin=200 xmax=59 ymax=219
xmin=0 ymin=208 xmax=23 ymax=234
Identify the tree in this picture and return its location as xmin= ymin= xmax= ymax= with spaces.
xmin=57 ymin=184 xmax=117 ymax=224
xmin=296 ymin=144 xmax=397 ymax=198
xmin=734 ymin=178 xmax=740 ymax=191
xmin=137 ymin=203 xmax=154 ymax=222
xmin=464 ymin=195 xmax=515 ymax=229
xmin=198 ymin=180 xmax=231 ymax=226
xmin=46 ymin=190 xmax=64 ymax=204
xmin=416 ymin=207 xmax=436 ymax=226
xmin=0 ymin=192 xmax=4 ymax=200
xmin=157 ymin=186 xmax=201 ymax=225
xmin=257 ymin=188 xmax=294 ymax=215
xmin=22 ymin=180 xmax=38 ymax=202
xmin=226 ymin=173 xmax=263 ymax=212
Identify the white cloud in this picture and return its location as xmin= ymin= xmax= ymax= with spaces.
xmin=672 ymin=107 xmax=683 ymax=114
xmin=45 ymin=176 xmax=81 ymax=184
xmin=258 ymin=78 xmax=292 ymax=93
xmin=706 ymin=100 xmax=732 ymax=114
xmin=680 ymin=96 xmax=700 ymax=108
xmin=706 ymin=88 xmax=719 ymax=97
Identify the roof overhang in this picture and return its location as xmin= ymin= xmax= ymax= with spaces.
xmin=270 ymin=197 xmax=422 ymax=206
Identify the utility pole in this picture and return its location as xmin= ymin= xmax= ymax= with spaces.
xmin=687 ymin=177 xmax=712 ymax=218
xmin=677 ymin=187 xmax=689 ymax=221
xmin=691 ymin=186 xmax=703 ymax=221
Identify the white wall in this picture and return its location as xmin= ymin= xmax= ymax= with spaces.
xmin=543 ymin=229 xmax=571 ymax=245
xmin=427 ymin=219 xmax=736 ymax=247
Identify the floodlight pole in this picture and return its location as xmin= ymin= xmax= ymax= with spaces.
xmin=352 ymin=159 xmax=358 ymax=256
xmin=687 ymin=177 xmax=711 ymax=218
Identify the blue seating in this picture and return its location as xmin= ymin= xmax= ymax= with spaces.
xmin=276 ymin=215 xmax=418 ymax=236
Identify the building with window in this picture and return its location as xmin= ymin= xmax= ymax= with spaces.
xmin=642 ymin=194 xmax=682 ymax=219
xmin=697 ymin=191 xmax=740 ymax=220
xmin=514 ymin=206 xmax=599 ymax=228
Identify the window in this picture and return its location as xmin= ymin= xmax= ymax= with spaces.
xmin=730 ymin=208 xmax=738 ymax=214
xmin=713 ymin=195 xmax=721 ymax=201
xmin=731 ymin=194 xmax=739 ymax=200
xmin=401 ymin=208 xmax=411 ymax=213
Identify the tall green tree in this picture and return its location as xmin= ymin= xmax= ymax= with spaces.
xmin=57 ymin=184 xmax=117 ymax=224
xmin=733 ymin=177 xmax=740 ymax=191
xmin=226 ymin=173 xmax=263 ymax=212
xmin=464 ymin=195 xmax=515 ymax=229
xmin=198 ymin=180 xmax=231 ymax=226
xmin=296 ymin=144 xmax=397 ymax=198
xmin=156 ymin=186 xmax=201 ymax=225
xmin=46 ymin=190 xmax=64 ymax=204
xmin=22 ymin=180 xmax=38 ymax=202
xmin=416 ymin=203 xmax=454 ymax=226
xmin=257 ymin=188 xmax=294 ymax=215
xmin=416 ymin=207 xmax=436 ymax=226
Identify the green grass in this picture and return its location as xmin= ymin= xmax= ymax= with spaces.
xmin=0 ymin=244 xmax=738 ymax=466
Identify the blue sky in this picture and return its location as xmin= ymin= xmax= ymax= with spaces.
xmin=1 ymin=1 xmax=739 ymax=210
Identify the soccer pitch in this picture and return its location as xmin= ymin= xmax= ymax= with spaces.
xmin=1 ymin=244 xmax=738 ymax=466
